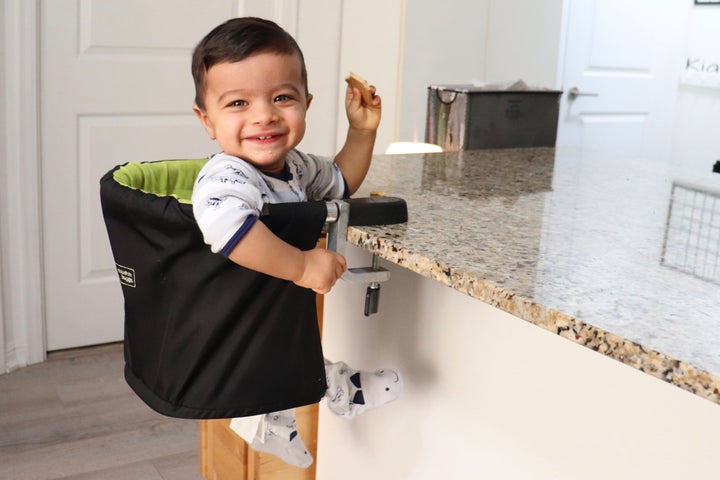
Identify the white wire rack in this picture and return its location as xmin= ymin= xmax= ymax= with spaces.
xmin=662 ymin=182 xmax=720 ymax=284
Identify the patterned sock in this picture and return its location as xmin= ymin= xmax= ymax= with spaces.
xmin=324 ymin=360 xmax=403 ymax=418
xmin=234 ymin=409 xmax=313 ymax=468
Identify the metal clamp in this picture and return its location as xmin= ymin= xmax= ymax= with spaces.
xmin=325 ymin=200 xmax=390 ymax=315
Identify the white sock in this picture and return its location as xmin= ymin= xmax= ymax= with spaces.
xmin=229 ymin=414 xmax=264 ymax=443
xmin=324 ymin=360 xmax=403 ymax=418
xmin=230 ymin=409 xmax=313 ymax=468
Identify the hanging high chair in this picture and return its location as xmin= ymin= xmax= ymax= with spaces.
xmin=100 ymin=158 xmax=406 ymax=419
xmin=101 ymin=159 xmax=330 ymax=419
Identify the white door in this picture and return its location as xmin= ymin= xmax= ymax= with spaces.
xmin=40 ymin=0 xmax=236 ymax=350
xmin=556 ymin=0 xmax=686 ymax=159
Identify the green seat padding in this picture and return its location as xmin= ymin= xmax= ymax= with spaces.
xmin=112 ymin=159 xmax=208 ymax=204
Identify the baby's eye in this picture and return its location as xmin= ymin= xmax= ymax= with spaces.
xmin=274 ymin=94 xmax=292 ymax=103
xmin=228 ymin=99 xmax=248 ymax=108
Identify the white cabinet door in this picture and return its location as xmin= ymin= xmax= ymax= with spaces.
xmin=557 ymin=0 xmax=686 ymax=159
xmin=40 ymin=0 xmax=233 ymax=350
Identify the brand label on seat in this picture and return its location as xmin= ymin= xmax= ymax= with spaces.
xmin=116 ymin=264 xmax=136 ymax=288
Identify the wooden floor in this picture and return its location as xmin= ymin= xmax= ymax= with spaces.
xmin=0 ymin=343 xmax=202 ymax=480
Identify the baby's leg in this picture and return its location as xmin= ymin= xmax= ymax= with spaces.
xmin=324 ymin=359 xmax=403 ymax=418
xmin=229 ymin=410 xmax=313 ymax=468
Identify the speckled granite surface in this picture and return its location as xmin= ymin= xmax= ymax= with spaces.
xmin=349 ymin=147 xmax=720 ymax=404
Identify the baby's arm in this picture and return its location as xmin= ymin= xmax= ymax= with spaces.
xmin=227 ymin=221 xmax=347 ymax=294
xmin=192 ymin=156 xmax=346 ymax=294
xmin=334 ymin=75 xmax=382 ymax=195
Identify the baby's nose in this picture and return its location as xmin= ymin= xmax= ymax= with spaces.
xmin=251 ymin=102 xmax=278 ymax=124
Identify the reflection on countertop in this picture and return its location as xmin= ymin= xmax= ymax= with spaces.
xmin=350 ymin=147 xmax=720 ymax=405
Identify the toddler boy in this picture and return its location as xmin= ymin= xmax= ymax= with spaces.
xmin=191 ymin=17 xmax=402 ymax=467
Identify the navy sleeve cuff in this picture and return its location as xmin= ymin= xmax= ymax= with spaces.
xmin=219 ymin=215 xmax=258 ymax=257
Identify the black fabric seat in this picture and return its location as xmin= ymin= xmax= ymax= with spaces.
xmin=100 ymin=159 xmax=327 ymax=419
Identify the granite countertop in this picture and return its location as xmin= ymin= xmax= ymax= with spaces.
xmin=348 ymin=147 xmax=720 ymax=405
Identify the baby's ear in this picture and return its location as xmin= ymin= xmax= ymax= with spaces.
xmin=306 ymin=93 xmax=313 ymax=110
xmin=193 ymin=105 xmax=216 ymax=140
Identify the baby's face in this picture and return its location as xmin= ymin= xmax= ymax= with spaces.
xmin=194 ymin=52 xmax=311 ymax=174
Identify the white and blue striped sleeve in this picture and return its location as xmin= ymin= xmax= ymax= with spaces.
xmin=191 ymin=155 xmax=265 ymax=256
xmin=290 ymin=151 xmax=348 ymax=201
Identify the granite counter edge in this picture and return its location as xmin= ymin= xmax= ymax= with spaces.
xmin=347 ymin=226 xmax=720 ymax=406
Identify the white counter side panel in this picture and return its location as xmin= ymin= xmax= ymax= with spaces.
xmin=317 ymin=246 xmax=720 ymax=480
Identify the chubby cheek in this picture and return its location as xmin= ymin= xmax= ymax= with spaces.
xmin=215 ymin=132 xmax=242 ymax=154
xmin=288 ymin=112 xmax=307 ymax=140
xmin=214 ymin=119 xmax=244 ymax=148
xmin=293 ymin=122 xmax=307 ymax=143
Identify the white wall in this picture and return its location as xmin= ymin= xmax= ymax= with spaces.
xmin=484 ymin=0 xmax=565 ymax=88
xmin=295 ymin=0 xmax=343 ymax=156
xmin=333 ymin=1 xmax=404 ymax=156
xmin=318 ymin=247 xmax=720 ymax=479
xmin=396 ymin=0 xmax=490 ymax=143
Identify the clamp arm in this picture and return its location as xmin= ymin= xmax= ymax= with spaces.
xmin=325 ymin=197 xmax=407 ymax=315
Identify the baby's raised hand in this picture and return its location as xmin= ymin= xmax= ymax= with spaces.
xmin=295 ymin=248 xmax=347 ymax=294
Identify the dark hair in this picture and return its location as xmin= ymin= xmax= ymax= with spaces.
xmin=191 ymin=17 xmax=308 ymax=110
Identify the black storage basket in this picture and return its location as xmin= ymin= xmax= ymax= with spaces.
xmin=99 ymin=159 xmax=327 ymax=419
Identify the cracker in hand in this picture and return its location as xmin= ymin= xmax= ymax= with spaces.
xmin=345 ymin=72 xmax=374 ymax=105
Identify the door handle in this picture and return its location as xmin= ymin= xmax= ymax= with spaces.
xmin=567 ymin=86 xmax=599 ymax=100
